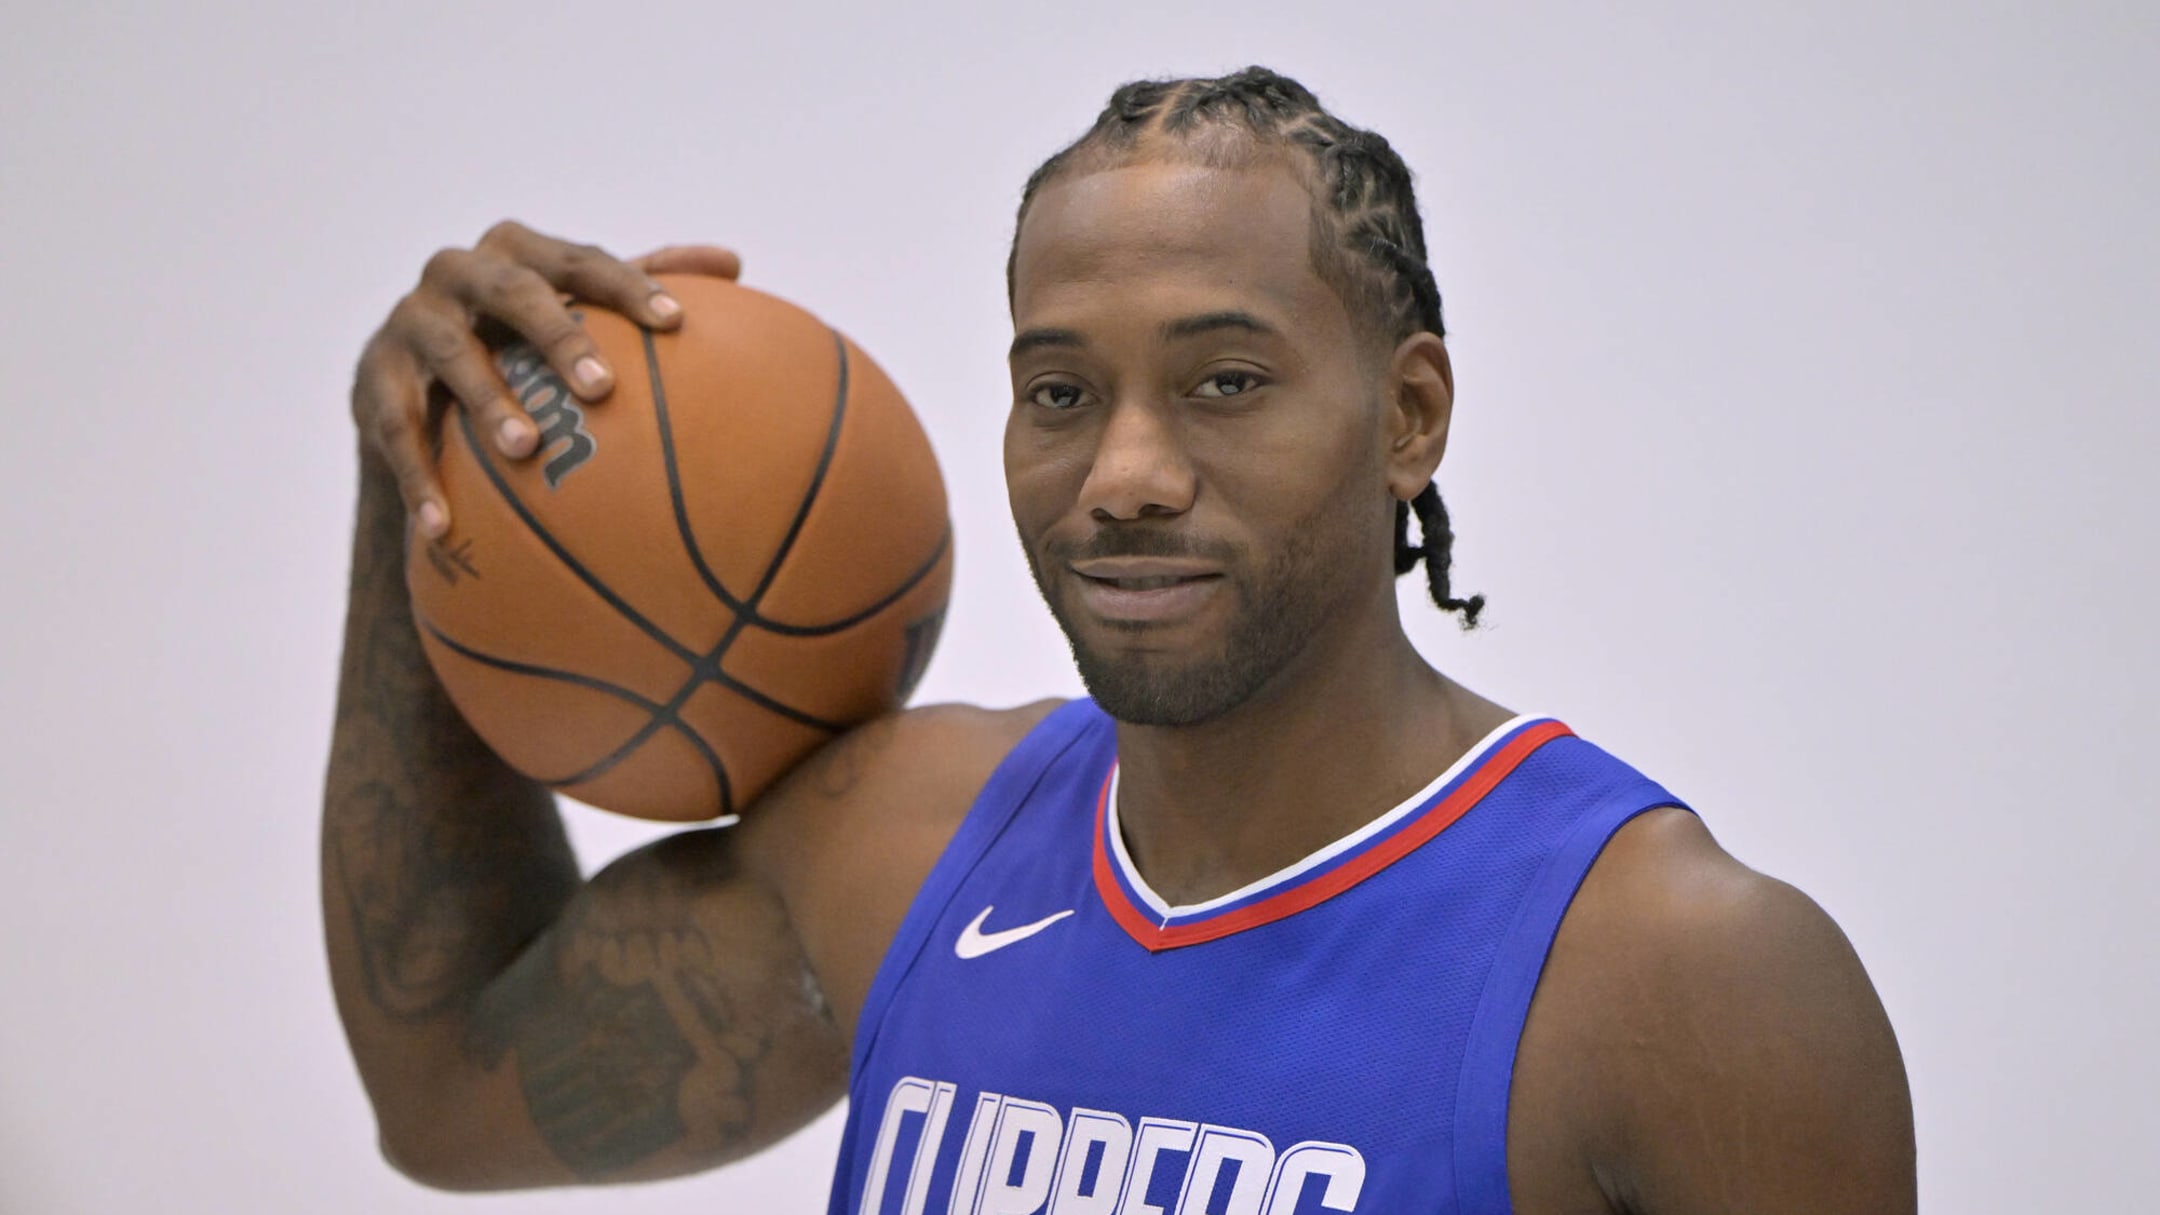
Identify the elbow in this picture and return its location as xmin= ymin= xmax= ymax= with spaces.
xmin=378 ymin=1125 xmax=488 ymax=1192
xmin=375 ymin=1117 xmax=535 ymax=1193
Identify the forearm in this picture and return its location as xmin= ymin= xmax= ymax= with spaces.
xmin=321 ymin=455 xmax=581 ymax=1127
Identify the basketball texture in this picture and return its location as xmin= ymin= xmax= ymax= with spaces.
xmin=406 ymin=274 xmax=951 ymax=822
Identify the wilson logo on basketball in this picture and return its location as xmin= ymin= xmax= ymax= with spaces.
xmin=495 ymin=341 xmax=596 ymax=489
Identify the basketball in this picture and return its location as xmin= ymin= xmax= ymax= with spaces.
xmin=405 ymin=274 xmax=952 ymax=822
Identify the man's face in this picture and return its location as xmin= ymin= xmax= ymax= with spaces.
xmin=1005 ymin=157 xmax=1397 ymax=726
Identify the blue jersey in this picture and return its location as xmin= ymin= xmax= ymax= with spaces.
xmin=829 ymin=700 xmax=1686 ymax=1215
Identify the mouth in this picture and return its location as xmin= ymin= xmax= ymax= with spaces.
xmin=1082 ymin=573 xmax=1217 ymax=591
xmin=1068 ymin=564 xmax=1224 ymax=624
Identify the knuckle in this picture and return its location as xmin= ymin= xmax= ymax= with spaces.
xmin=524 ymin=313 xmax=588 ymax=357
xmin=383 ymin=293 xmax=428 ymax=338
xmin=373 ymin=408 xmax=414 ymax=445
xmin=479 ymin=218 xmax=529 ymax=249
xmin=413 ymin=322 xmax=471 ymax=365
xmin=471 ymin=257 xmax=535 ymax=306
xmin=558 ymin=241 xmax=609 ymax=270
xmin=419 ymin=245 xmax=472 ymax=288
xmin=393 ymin=466 xmax=435 ymax=508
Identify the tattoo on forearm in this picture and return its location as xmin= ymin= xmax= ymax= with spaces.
xmin=326 ymin=477 xmax=577 ymax=1020
xmin=327 ymin=480 xmax=843 ymax=1178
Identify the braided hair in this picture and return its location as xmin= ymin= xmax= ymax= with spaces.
xmin=1008 ymin=66 xmax=1485 ymax=627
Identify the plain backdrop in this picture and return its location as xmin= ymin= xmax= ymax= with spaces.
xmin=1 ymin=2 xmax=2153 ymax=1211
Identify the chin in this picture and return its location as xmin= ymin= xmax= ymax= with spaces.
xmin=1067 ymin=637 xmax=1275 ymax=727
xmin=1031 ymin=541 xmax=1323 ymax=727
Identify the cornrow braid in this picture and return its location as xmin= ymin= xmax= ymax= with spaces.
xmin=1009 ymin=65 xmax=1485 ymax=626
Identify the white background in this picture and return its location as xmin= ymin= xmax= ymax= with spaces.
xmin=2 ymin=2 xmax=2154 ymax=1211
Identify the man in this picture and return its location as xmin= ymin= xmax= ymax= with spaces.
xmin=327 ymin=68 xmax=1914 ymax=1212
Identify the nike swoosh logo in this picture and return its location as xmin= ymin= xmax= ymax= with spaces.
xmin=954 ymin=905 xmax=1075 ymax=960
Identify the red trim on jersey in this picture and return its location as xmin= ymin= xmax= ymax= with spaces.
xmin=1093 ymin=719 xmax=1574 ymax=953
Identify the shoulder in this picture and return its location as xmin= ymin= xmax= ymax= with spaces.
xmin=1511 ymin=808 xmax=1916 ymax=1213
xmin=733 ymin=698 xmax=1069 ymax=1036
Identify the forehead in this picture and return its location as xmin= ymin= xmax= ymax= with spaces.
xmin=1010 ymin=159 xmax=1343 ymax=334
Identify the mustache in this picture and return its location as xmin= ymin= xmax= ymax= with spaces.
xmin=1043 ymin=526 xmax=1240 ymax=565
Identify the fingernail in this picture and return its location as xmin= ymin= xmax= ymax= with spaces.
xmin=498 ymin=416 xmax=533 ymax=456
xmin=574 ymin=356 xmax=609 ymax=390
xmin=649 ymin=292 xmax=681 ymax=321
xmin=417 ymin=500 xmax=448 ymax=538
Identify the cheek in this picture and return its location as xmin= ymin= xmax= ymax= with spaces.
xmin=1190 ymin=396 xmax=1381 ymax=525
xmin=1002 ymin=411 xmax=1076 ymax=539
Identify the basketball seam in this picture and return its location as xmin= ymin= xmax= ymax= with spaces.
xmin=417 ymin=616 xmax=735 ymax=814
xmin=648 ymin=325 xmax=757 ymax=618
xmin=651 ymin=326 xmax=947 ymax=636
xmin=745 ymin=328 xmax=850 ymax=608
xmin=452 ymin=320 xmax=931 ymax=819
xmin=453 ymin=406 xmax=700 ymax=665
xmin=534 ymin=325 xmax=857 ymax=807
xmin=745 ymin=525 xmax=951 ymax=637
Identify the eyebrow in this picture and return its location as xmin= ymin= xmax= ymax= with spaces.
xmin=1007 ymin=310 xmax=1280 ymax=361
xmin=1161 ymin=310 xmax=1278 ymax=342
xmin=1008 ymin=327 xmax=1086 ymax=360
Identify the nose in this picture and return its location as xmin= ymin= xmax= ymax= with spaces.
xmin=1074 ymin=399 xmax=1195 ymax=522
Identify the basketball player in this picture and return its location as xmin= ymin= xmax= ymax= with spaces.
xmin=327 ymin=69 xmax=1914 ymax=1212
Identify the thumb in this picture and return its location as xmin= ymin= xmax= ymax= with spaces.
xmin=630 ymin=244 xmax=743 ymax=280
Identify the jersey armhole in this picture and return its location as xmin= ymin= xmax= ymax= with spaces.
xmin=1450 ymin=778 xmax=1692 ymax=1214
xmin=846 ymin=698 xmax=1105 ymax=1076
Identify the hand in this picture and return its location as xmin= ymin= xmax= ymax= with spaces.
xmin=351 ymin=220 xmax=742 ymax=538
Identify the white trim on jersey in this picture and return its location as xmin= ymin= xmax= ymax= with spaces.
xmin=1105 ymin=713 xmax=1546 ymax=924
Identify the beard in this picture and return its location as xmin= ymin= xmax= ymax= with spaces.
xmin=1022 ymin=504 xmax=1352 ymax=728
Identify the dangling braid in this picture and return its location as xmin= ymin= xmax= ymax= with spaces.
xmin=1010 ymin=66 xmax=1485 ymax=627
xmin=1393 ymin=485 xmax=1486 ymax=627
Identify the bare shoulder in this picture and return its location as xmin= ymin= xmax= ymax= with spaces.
xmin=1510 ymin=808 xmax=1916 ymax=1215
xmin=734 ymin=699 xmax=1067 ymax=1038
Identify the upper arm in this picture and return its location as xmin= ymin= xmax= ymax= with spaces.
xmin=385 ymin=699 xmax=1060 ymax=1190
xmin=388 ymin=826 xmax=848 ymax=1189
xmin=1514 ymin=810 xmax=1916 ymax=1215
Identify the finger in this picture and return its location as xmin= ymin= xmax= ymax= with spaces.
xmin=478 ymin=220 xmax=685 ymax=333
xmin=630 ymin=244 xmax=743 ymax=281
xmin=393 ymin=292 xmax=541 ymax=458
xmin=353 ymin=342 xmax=451 ymax=538
xmin=432 ymin=253 xmax=616 ymax=408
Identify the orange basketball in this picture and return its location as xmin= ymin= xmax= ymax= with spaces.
xmin=406 ymin=274 xmax=951 ymax=822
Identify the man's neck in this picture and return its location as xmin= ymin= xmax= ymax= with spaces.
xmin=1109 ymin=626 xmax=1512 ymax=908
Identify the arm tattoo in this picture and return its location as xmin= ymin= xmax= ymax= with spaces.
xmin=324 ymin=471 xmax=577 ymax=1021
xmin=327 ymin=477 xmax=849 ymax=1178
xmin=460 ymin=832 xmax=813 ymax=1179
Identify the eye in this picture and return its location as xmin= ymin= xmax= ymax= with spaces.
xmin=1192 ymin=371 xmax=1262 ymax=400
xmin=1027 ymin=382 xmax=1088 ymax=411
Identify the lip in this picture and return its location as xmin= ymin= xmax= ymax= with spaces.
xmin=1069 ymin=564 xmax=1223 ymax=624
xmin=1070 ymin=557 xmax=1222 ymax=581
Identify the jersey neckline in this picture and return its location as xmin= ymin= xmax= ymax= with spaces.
xmin=1092 ymin=714 xmax=1574 ymax=952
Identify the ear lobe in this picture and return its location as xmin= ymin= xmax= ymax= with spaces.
xmin=1385 ymin=333 xmax=1454 ymax=499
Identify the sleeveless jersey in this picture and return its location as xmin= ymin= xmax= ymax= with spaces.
xmin=828 ymin=700 xmax=1688 ymax=1215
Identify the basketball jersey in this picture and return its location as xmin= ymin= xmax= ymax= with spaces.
xmin=828 ymin=699 xmax=1688 ymax=1215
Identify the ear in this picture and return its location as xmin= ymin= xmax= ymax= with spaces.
xmin=1383 ymin=332 xmax=1453 ymax=500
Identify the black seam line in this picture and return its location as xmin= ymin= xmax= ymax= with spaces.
xmin=648 ymin=326 xmax=757 ymax=618
xmin=648 ymin=325 xmax=944 ymax=638
xmin=704 ymin=665 xmax=846 ymax=732
xmin=544 ymin=618 xmax=749 ymax=812
xmin=455 ymin=407 xmax=700 ymax=666
xmin=418 ymin=617 xmax=733 ymax=813
xmin=546 ymin=591 xmax=855 ymax=805
xmin=559 ymin=610 xmax=846 ymax=792
xmin=746 ymin=524 xmax=952 ymax=637
xmin=746 ymin=328 xmax=850 ymax=608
